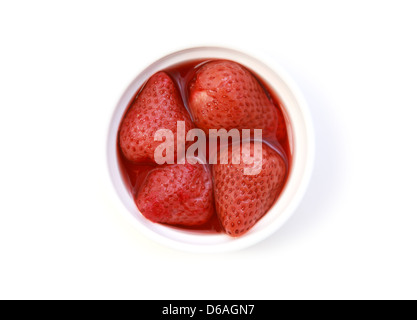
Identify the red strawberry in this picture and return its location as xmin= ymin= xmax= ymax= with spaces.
xmin=188 ymin=60 xmax=279 ymax=140
xmin=136 ymin=163 xmax=214 ymax=226
xmin=213 ymin=142 xmax=287 ymax=237
xmin=119 ymin=72 xmax=193 ymax=163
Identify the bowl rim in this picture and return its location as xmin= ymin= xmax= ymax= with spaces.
xmin=106 ymin=46 xmax=315 ymax=253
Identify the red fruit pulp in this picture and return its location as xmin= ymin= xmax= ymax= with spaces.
xmin=117 ymin=59 xmax=293 ymax=234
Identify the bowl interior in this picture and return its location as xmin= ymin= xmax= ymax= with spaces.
xmin=107 ymin=47 xmax=314 ymax=252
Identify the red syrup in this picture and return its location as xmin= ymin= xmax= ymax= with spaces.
xmin=117 ymin=59 xmax=293 ymax=234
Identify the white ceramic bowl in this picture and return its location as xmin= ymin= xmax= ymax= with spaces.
xmin=106 ymin=47 xmax=314 ymax=253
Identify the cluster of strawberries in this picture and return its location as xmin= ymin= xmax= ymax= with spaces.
xmin=119 ymin=60 xmax=288 ymax=237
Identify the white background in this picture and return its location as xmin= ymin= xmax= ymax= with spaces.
xmin=1 ymin=0 xmax=416 ymax=300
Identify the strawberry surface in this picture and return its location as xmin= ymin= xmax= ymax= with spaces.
xmin=119 ymin=72 xmax=193 ymax=163
xmin=213 ymin=142 xmax=287 ymax=236
xmin=188 ymin=60 xmax=279 ymax=139
xmin=135 ymin=163 xmax=214 ymax=226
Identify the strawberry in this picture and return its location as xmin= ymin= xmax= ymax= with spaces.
xmin=213 ymin=142 xmax=287 ymax=237
xmin=135 ymin=163 xmax=214 ymax=226
xmin=119 ymin=71 xmax=193 ymax=163
xmin=188 ymin=60 xmax=279 ymax=140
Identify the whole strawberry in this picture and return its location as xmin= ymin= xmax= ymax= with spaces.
xmin=119 ymin=72 xmax=193 ymax=163
xmin=188 ymin=60 xmax=279 ymax=139
xmin=136 ymin=163 xmax=214 ymax=226
xmin=213 ymin=142 xmax=287 ymax=236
